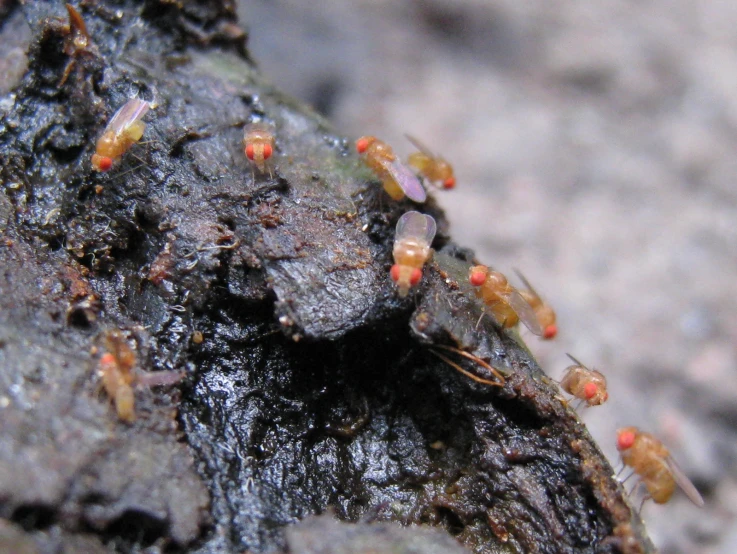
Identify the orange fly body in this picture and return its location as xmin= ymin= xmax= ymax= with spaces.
xmin=91 ymin=98 xmax=151 ymax=172
xmin=468 ymin=265 xmax=543 ymax=336
xmin=243 ymin=123 xmax=275 ymax=178
xmin=616 ymin=427 xmax=704 ymax=508
xmin=391 ymin=211 xmax=436 ymax=297
xmin=560 ymin=354 xmax=608 ymax=407
xmin=514 ymin=269 xmax=557 ymax=339
xmin=98 ymin=330 xmax=137 ymax=422
xmin=405 ymin=134 xmax=456 ymax=190
xmin=356 ymin=135 xmax=426 ymax=203
xmin=97 ymin=329 xmax=183 ymax=422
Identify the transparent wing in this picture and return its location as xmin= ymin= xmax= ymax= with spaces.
xmin=514 ymin=268 xmax=542 ymax=301
xmin=107 ymin=98 xmax=150 ymax=137
xmin=590 ymin=368 xmax=607 ymax=386
xmin=665 ymin=456 xmax=705 ymax=507
xmin=395 ymin=211 xmax=437 ymax=245
xmin=382 ymin=158 xmax=427 ymax=202
xmin=405 ymin=134 xmax=436 ymax=158
xmin=507 ymin=289 xmax=543 ymax=336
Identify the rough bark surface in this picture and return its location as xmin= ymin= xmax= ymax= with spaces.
xmin=0 ymin=1 xmax=655 ymax=553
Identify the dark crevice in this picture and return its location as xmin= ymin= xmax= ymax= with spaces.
xmin=11 ymin=504 xmax=56 ymax=532
xmin=436 ymin=506 xmax=466 ymax=536
xmin=101 ymin=510 xmax=169 ymax=549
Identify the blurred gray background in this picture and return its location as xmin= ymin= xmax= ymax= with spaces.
xmin=237 ymin=1 xmax=737 ymax=552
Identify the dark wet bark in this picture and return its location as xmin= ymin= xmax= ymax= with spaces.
xmin=0 ymin=1 xmax=655 ymax=553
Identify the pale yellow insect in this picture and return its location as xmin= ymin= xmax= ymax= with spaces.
xmin=98 ymin=330 xmax=136 ymax=422
xmin=560 ymin=354 xmax=608 ymax=407
xmin=356 ymin=136 xmax=427 ymax=203
xmin=97 ymin=330 xmax=183 ymax=423
xmin=405 ymin=134 xmax=456 ymax=190
xmin=468 ymin=265 xmax=542 ymax=336
xmin=243 ymin=123 xmax=275 ymax=177
xmin=514 ymin=269 xmax=557 ymax=340
xmin=91 ymin=98 xmax=151 ymax=172
xmin=391 ymin=211 xmax=436 ymax=297
xmin=617 ymin=427 xmax=704 ymax=507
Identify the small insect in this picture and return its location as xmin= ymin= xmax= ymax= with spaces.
xmin=98 ymin=330 xmax=137 ymax=422
xmin=405 ymin=134 xmax=456 ymax=190
xmin=64 ymin=4 xmax=91 ymax=53
xmin=243 ymin=123 xmax=275 ymax=178
xmin=560 ymin=353 xmax=608 ymax=408
xmin=356 ymin=136 xmax=427 ymax=203
xmin=59 ymin=4 xmax=98 ymax=87
xmin=391 ymin=211 xmax=436 ymax=296
xmin=97 ymin=329 xmax=184 ymax=423
xmin=616 ymin=427 xmax=705 ymax=508
xmin=91 ymin=98 xmax=151 ymax=172
xmin=468 ymin=265 xmax=543 ymax=336
xmin=514 ymin=269 xmax=557 ymax=339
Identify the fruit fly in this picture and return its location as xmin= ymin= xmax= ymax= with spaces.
xmin=97 ymin=329 xmax=184 ymax=423
xmin=91 ymin=98 xmax=151 ymax=172
xmin=468 ymin=265 xmax=543 ymax=336
xmin=243 ymin=123 xmax=275 ymax=178
xmin=405 ymin=134 xmax=456 ymax=190
xmin=616 ymin=427 xmax=705 ymax=508
xmin=560 ymin=353 xmax=608 ymax=407
xmin=514 ymin=269 xmax=557 ymax=339
xmin=391 ymin=211 xmax=436 ymax=296
xmin=98 ymin=329 xmax=137 ymax=422
xmin=356 ymin=136 xmax=427 ymax=203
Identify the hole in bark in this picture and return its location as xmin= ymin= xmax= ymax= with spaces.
xmin=218 ymin=216 xmax=236 ymax=231
xmin=11 ymin=504 xmax=55 ymax=531
xmin=103 ymin=509 xmax=168 ymax=547
xmin=50 ymin=144 xmax=84 ymax=165
xmin=48 ymin=235 xmax=65 ymax=251
xmin=67 ymin=304 xmax=95 ymax=328
xmin=435 ymin=506 xmax=465 ymax=536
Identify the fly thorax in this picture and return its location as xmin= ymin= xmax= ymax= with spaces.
xmin=371 ymin=142 xmax=395 ymax=162
xmin=96 ymin=132 xmax=118 ymax=157
xmin=393 ymin=240 xmax=428 ymax=267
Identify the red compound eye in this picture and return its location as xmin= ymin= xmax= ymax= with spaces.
xmin=99 ymin=353 xmax=116 ymax=366
xmin=584 ymin=382 xmax=598 ymax=400
xmin=390 ymin=265 xmax=401 ymax=282
xmin=409 ymin=268 xmax=422 ymax=286
xmin=469 ymin=270 xmax=486 ymax=287
xmin=245 ymin=144 xmax=255 ymax=160
xmin=97 ymin=156 xmax=113 ymax=171
xmin=356 ymin=137 xmax=370 ymax=153
xmin=544 ymin=324 xmax=557 ymax=339
xmin=262 ymin=143 xmax=273 ymax=160
xmin=443 ymin=177 xmax=456 ymax=189
xmin=617 ymin=430 xmax=636 ymax=451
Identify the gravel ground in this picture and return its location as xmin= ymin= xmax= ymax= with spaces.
xmin=239 ymin=2 xmax=737 ymax=552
